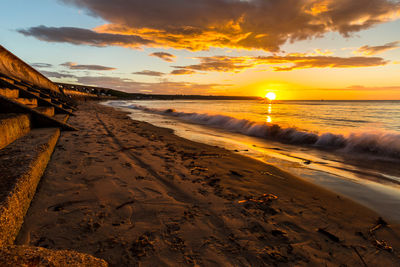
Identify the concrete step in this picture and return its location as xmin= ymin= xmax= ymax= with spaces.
xmin=0 ymin=76 xmax=14 ymax=84
xmin=0 ymin=113 xmax=31 ymax=149
xmin=53 ymin=114 xmax=70 ymax=123
xmin=17 ymin=88 xmax=75 ymax=117
xmin=27 ymin=87 xmax=39 ymax=93
xmin=0 ymin=128 xmax=60 ymax=246
xmin=28 ymin=91 xmax=40 ymax=97
xmin=34 ymin=106 xmax=55 ymax=117
xmin=14 ymin=98 xmax=37 ymax=108
xmin=0 ymin=88 xmax=19 ymax=98
xmin=0 ymin=95 xmax=77 ymax=131
xmin=16 ymin=85 xmax=28 ymax=90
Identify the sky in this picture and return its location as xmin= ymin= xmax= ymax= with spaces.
xmin=1 ymin=0 xmax=400 ymax=100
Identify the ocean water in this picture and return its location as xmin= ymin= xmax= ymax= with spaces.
xmin=105 ymin=100 xmax=400 ymax=221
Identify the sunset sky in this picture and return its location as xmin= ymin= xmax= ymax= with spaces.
xmin=1 ymin=0 xmax=400 ymax=99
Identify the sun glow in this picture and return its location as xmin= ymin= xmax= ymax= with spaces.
xmin=265 ymin=92 xmax=276 ymax=100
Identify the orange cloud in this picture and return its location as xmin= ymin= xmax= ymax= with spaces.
xmin=21 ymin=0 xmax=400 ymax=51
xmin=170 ymin=69 xmax=197 ymax=75
xmin=172 ymin=55 xmax=388 ymax=73
xmin=354 ymin=41 xmax=400 ymax=56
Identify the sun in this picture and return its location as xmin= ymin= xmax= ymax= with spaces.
xmin=265 ymin=92 xmax=276 ymax=101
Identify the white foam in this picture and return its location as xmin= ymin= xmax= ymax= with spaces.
xmin=121 ymin=103 xmax=400 ymax=159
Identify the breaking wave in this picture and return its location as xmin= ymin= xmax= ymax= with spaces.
xmin=119 ymin=103 xmax=400 ymax=159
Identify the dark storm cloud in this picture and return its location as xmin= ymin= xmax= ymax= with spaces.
xmin=18 ymin=25 xmax=154 ymax=47
xmin=355 ymin=41 xmax=400 ymax=55
xmin=149 ymin=52 xmax=176 ymax=62
xmin=57 ymin=0 xmax=400 ymax=51
xmin=132 ymin=70 xmax=165 ymax=76
xmin=60 ymin=62 xmax=116 ymax=70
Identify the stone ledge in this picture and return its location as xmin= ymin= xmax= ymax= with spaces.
xmin=0 ymin=128 xmax=60 ymax=246
xmin=0 ymin=245 xmax=108 ymax=266
xmin=0 ymin=113 xmax=31 ymax=150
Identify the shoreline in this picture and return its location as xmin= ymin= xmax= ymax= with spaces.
xmin=16 ymin=102 xmax=400 ymax=266
xmin=108 ymin=100 xmax=400 ymax=223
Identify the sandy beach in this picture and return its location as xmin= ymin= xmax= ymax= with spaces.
xmin=15 ymin=102 xmax=400 ymax=266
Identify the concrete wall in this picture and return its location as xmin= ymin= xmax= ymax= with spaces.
xmin=0 ymin=45 xmax=60 ymax=94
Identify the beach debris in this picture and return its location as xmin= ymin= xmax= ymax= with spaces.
xmin=260 ymin=170 xmax=286 ymax=180
xmin=373 ymin=239 xmax=393 ymax=252
xmin=365 ymin=217 xmax=394 ymax=253
xmin=238 ymin=193 xmax=278 ymax=204
xmin=260 ymin=171 xmax=274 ymax=176
xmin=317 ymin=228 xmax=340 ymax=243
xmin=369 ymin=217 xmax=388 ymax=234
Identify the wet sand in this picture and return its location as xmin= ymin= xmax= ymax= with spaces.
xmin=16 ymin=102 xmax=400 ymax=266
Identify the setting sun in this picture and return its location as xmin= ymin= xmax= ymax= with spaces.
xmin=265 ymin=92 xmax=276 ymax=100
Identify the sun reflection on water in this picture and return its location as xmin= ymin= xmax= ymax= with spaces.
xmin=266 ymin=104 xmax=273 ymax=123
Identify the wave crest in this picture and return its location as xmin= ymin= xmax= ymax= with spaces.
xmin=121 ymin=103 xmax=400 ymax=159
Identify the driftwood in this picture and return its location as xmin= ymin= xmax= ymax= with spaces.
xmin=368 ymin=217 xmax=393 ymax=252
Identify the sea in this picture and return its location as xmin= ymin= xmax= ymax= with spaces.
xmin=105 ymin=100 xmax=400 ymax=221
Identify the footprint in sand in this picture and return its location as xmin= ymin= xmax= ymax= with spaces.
xmin=115 ymin=204 xmax=134 ymax=226
xmin=113 ymin=177 xmax=128 ymax=187
xmin=83 ymin=157 xmax=93 ymax=166
xmin=83 ymin=175 xmax=108 ymax=183
xmin=105 ymin=166 xmax=116 ymax=174
xmin=122 ymin=162 xmax=133 ymax=169
xmin=34 ymin=236 xmax=55 ymax=248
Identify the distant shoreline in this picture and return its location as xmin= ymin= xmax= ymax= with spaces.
xmin=57 ymin=83 xmax=400 ymax=101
